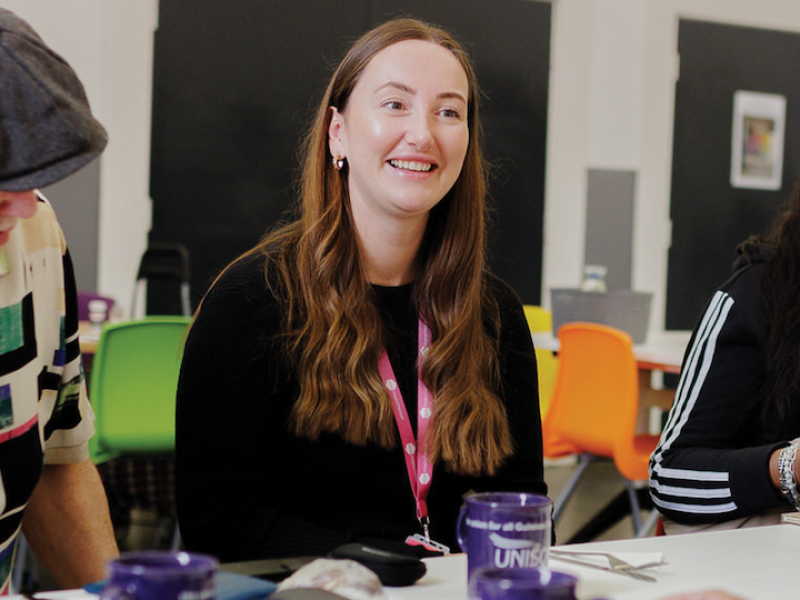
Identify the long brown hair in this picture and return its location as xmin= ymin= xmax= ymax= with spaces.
xmin=740 ymin=182 xmax=800 ymax=424
xmin=252 ymin=18 xmax=512 ymax=475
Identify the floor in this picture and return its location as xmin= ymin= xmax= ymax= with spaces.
xmin=546 ymin=456 xmax=654 ymax=544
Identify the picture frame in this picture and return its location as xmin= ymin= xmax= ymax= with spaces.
xmin=730 ymin=90 xmax=786 ymax=191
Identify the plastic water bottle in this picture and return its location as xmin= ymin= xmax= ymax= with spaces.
xmin=88 ymin=299 xmax=108 ymax=335
xmin=581 ymin=265 xmax=608 ymax=292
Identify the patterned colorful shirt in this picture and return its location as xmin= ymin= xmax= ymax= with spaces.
xmin=0 ymin=194 xmax=94 ymax=594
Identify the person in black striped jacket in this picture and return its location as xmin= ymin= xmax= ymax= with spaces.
xmin=650 ymin=184 xmax=800 ymax=533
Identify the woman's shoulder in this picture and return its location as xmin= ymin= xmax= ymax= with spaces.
xmin=728 ymin=242 xmax=772 ymax=281
xmin=708 ymin=250 xmax=769 ymax=340
xmin=481 ymin=272 xmax=530 ymax=341
xmin=483 ymin=271 xmax=525 ymax=311
xmin=203 ymin=249 xmax=277 ymax=308
xmin=721 ymin=249 xmax=768 ymax=301
xmin=191 ymin=249 xmax=285 ymax=345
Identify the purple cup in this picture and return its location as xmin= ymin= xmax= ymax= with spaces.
xmin=457 ymin=492 xmax=552 ymax=581
xmin=469 ymin=568 xmax=578 ymax=600
xmin=100 ymin=550 xmax=218 ymax=600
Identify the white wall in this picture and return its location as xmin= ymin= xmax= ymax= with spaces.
xmin=8 ymin=0 xmax=800 ymax=331
xmin=545 ymin=0 xmax=800 ymax=333
xmin=2 ymin=0 xmax=157 ymax=316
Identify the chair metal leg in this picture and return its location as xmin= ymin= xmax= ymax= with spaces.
xmin=130 ymin=281 xmax=145 ymax=319
xmin=552 ymin=453 xmax=594 ymax=522
xmin=171 ymin=520 xmax=182 ymax=552
xmin=626 ymin=481 xmax=644 ymax=534
xmin=626 ymin=481 xmax=660 ymax=537
xmin=636 ymin=509 xmax=661 ymax=538
xmin=12 ymin=534 xmax=34 ymax=594
xmin=180 ymin=283 xmax=192 ymax=318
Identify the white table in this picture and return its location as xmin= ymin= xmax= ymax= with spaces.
xmin=533 ymin=330 xmax=691 ymax=433
xmin=389 ymin=524 xmax=800 ymax=600
xmin=532 ymin=331 xmax=691 ymax=375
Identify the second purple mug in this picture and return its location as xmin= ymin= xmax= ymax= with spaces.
xmin=457 ymin=492 xmax=552 ymax=581
xmin=469 ymin=567 xmax=578 ymax=600
xmin=99 ymin=550 xmax=218 ymax=600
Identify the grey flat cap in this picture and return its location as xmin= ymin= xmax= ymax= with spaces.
xmin=0 ymin=8 xmax=107 ymax=191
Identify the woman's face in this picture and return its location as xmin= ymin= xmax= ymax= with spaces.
xmin=329 ymin=39 xmax=470 ymax=230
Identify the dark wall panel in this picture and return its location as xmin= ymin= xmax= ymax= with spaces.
xmin=150 ymin=0 xmax=550 ymax=309
xmin=667 ymin=19 xmax=800 ymax=329
xmin=372 ymin=0 xmax=550 ymax=303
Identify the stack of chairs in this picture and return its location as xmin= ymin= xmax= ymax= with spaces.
xmin=91 ymin=316 xmax=191 ymax=550
xmin=94 ymin=242 xmax=192 ymax=551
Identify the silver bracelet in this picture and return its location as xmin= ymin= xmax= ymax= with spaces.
xmin=778 ymin=442 xmax=800 ymax=510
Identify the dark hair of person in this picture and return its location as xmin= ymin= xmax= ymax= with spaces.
xmin=739 ymin=181 xmax=800 ymax=422
xmin=218 ymin=18 xmax=513 ymax=476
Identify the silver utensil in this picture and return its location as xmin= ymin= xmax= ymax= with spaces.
xmin=549 ymin=550 xmax=659 ymax=582
xmin=552 ymin=549 xmax=640 ymax=570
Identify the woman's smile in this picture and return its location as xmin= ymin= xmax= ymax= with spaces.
xmin=389 ymin=159 xmax=435 ymax=173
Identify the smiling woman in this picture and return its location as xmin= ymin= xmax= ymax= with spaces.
xmin=175 ymin=17 xmax=547 ymax=562
xmin=329 ymin=38 xmax=470 ymax=287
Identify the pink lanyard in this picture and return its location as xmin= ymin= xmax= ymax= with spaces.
xmin=378 ymin=319 xmax=434 ymax=539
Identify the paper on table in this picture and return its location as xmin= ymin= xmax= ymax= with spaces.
xmin=610 ymin=578 xmax=736 ymax=600
xmin=780 ymin=511 xmax=800 ymax=525
xmin=33 ymin=591 xmax=98 ymax=599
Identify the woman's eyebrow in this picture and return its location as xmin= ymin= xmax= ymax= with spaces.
xmin=437 ymin=91 xmax=467 ymax=104
xmin=375 ymin=81 xmax=467 ymax=104
xmin=375 ymin=81 xmax=415 ymax=94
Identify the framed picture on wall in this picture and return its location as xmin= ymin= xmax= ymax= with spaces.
xmin=730 ymin=90 xmax=786 ymax=190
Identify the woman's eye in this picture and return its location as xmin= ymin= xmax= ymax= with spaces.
xmin=439 ymin=107 xmax=462 ymax=119
xmin=383 ymin=100 xmax=405 ymax=111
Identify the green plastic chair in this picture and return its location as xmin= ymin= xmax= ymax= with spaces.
xmin=89 ymin=316 xmax=191 ymax=464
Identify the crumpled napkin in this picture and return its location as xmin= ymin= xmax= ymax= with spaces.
xmin=32 ymin=592 xmax=98 ymax=599
xmin=277 ymin=558 xmax=388 ymax=600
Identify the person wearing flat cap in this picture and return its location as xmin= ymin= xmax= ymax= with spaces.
xmin=0 ymin=7 xmax=118 ymax=592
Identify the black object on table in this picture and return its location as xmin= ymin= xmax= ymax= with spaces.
xmin=219 ymin=556 xmax=318 ymax=582
xmin=329 ymin=543 xmax=427 ymax=586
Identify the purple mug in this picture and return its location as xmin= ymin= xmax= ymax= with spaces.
xmin=100 ymin=550 xmax=218 ymax=600
xmin=469 ymin=568 xmax=578 ymax=600
xmin=457 ymin=492 xmax=552 ymax=580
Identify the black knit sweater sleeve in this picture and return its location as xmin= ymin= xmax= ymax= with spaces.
xmin=650 ymin=263 xmax=788 ymax=524
xmin=486 ymin=275 xmax=547 ymax=495
xmin=175 ymin=253 xmax=352 ymax=561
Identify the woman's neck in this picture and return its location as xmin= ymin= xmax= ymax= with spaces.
xmin=360 ymin=239 xmax=419 ymax=286
xmin=355 ymin=215 xmax=427 ymax=287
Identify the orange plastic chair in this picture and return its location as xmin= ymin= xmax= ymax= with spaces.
xmin=547 ymin=322 xmax=659 ymax=537
xmin=524 ymin=306 xmax=580 ymax=459
xmin=541 ymin=405 xmax=582 ymax=459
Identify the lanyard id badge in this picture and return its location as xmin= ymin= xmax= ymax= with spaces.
xmin=379 ymin=318 xmax=450 ymax=554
